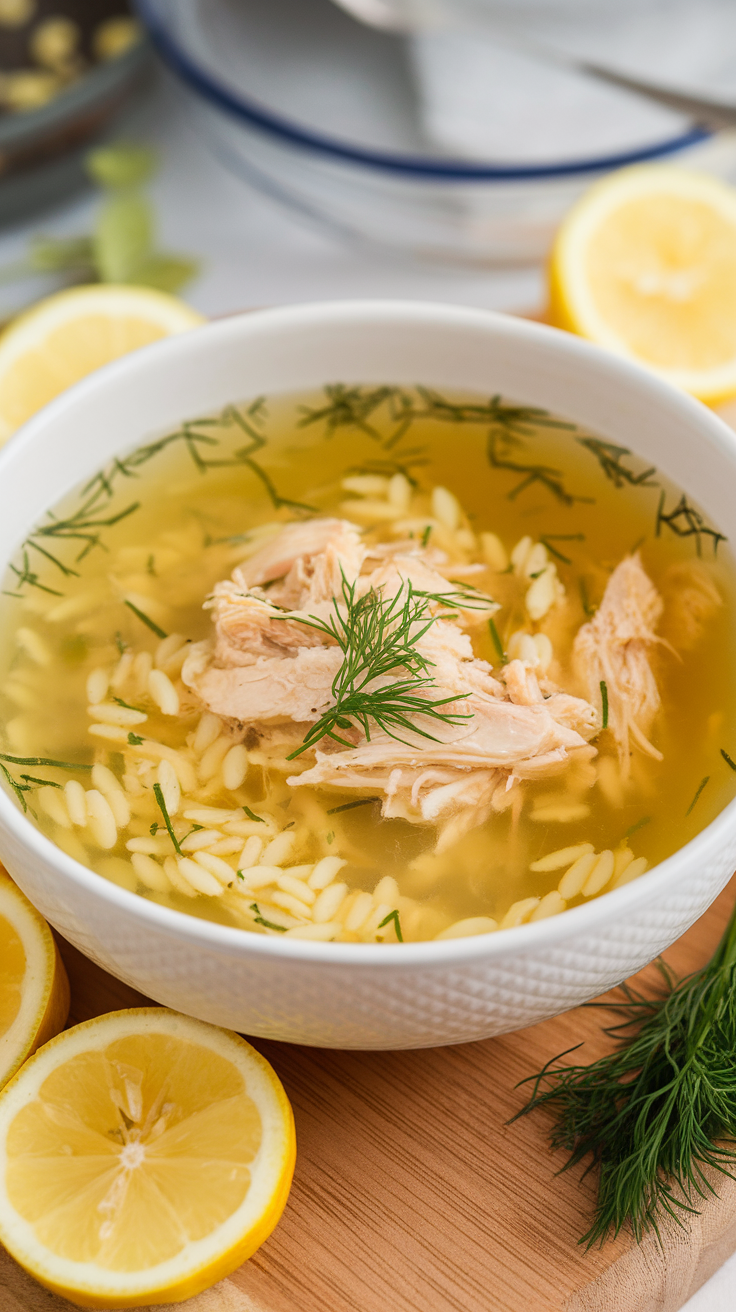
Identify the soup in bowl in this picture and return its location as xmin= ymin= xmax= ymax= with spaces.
xmin=0 ymin=301 xmax=734 ymax=1048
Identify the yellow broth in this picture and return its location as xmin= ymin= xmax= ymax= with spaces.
xmin=0 ymin=386 xmax=734 ymax=942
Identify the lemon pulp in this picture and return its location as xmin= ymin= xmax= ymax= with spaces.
xmin=7 ymin=1033 xmax=261 ymax=1269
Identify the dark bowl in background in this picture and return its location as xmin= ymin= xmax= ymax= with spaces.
xmin=0 ymin=33 xmax=151 ymax=226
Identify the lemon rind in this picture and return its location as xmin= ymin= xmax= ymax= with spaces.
xmin=0 ymin=867 xmax=68 ymax=1090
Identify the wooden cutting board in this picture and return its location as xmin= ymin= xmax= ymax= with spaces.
xmin=3 ymin=883 xmax=736 ymax=1312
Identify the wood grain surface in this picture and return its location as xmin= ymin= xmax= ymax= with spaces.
xmin=3 ymin=882 xmax=736 ymax=1312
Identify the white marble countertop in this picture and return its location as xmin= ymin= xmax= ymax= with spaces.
xmin=1 ymin=64 xmax=735 ymax=1312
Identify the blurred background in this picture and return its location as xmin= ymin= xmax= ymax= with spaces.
xmin=2 ymin=0 xmax=736 ymax=321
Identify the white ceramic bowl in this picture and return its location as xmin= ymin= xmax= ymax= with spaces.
xmin=0 ymin=301 xmax=735 ymax=1050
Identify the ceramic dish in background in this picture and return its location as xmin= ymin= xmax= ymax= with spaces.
xmin=0 ymin=11 xmax=149 ymax=226
xmin=0 ymin=300 xmax=735 ymax=1049
xmin=133 ymin=0 xmax=736 ymax=266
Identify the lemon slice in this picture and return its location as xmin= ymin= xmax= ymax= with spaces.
xmin=549 ymin=165 xmax=736 ymax=403
xmin=0 ymin=285 xmax=204 ymax=444
xmin=0 ymin=1008 xmax=295 ymax=1308
xmin=0 ymin=865 xmax=69 ymax=1091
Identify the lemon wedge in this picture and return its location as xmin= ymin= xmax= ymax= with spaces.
xmin=549 ymin=165 xmax=736 ymax=403
xmin=0 ymin=865 xmax=69 ymax=1091
xmin=0 ymin=284 xmax=204 ymax=444
xmin=0 ymin=1008 xmax=295 ymax=1308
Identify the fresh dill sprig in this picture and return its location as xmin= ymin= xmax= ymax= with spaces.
xmin=284 ymin=574 xmax=471 ymax=759
xmin=686 ymin=776 xmax=710 ymax=816
xmin=514 ymin=897 xmax=736 ymax=1247
xmin=378 ymin=909 xmax=404 ymax=942
xmin=124 ymin=600 xmax=167 ymax=640
xmin=577 ymin=437 xmax=658 ymax=489
xmin=656 ymin=491 xmax=726 ymax=556
xmin=415 ymin=582 xmax=497 ymax=613
xmin=487 ymin=434 xmax=592 ymax=507
xmin=721 ymin=749 xmax=736 ymax=772
xmin=599 ymin=680 xmax=609 ymax=729
xmin=152 ymin=782 xmax=182 ymax=854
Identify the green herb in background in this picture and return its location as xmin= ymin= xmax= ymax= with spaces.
xmin=1 ymin=144 xmax=199 ymax=300
xmin=513 ymin=898 xmax=736 ymax=1247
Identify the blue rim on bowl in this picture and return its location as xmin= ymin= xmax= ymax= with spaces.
xmin=133 ymin=0 xmax=709 ymax=182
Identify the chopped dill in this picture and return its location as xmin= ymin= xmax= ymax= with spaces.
xmin=579 ymin=578 xmax=596 ymax=619
xmin=488 ymin=617 xmax=506 ymax=664
xmin=298 ymin=384 xmax=406 ymax=443
xmin=8 ymin=402 xmax=314 ymax=599
xmin=152 ymin=782 xmax=182 ymax=854
xmin=421 ymin=524 xmax=432 ymax=547
xmin=656 ymin=491 xmax=726 ymax=556
xmin=721 ymin=749 xmax=736 ymax=772
xmin=284 ymin=573 xmax=471 ymax=759
xmin=0 ymin=752 xmax=91 ymax=812
xmin=600 ymin=680 xmax=609 ymax=729
xmin=250 ymin=902 xmax=287 ymax=932
xmin=686 ymin=776 xmax=710 ymax=817
xmin=326 ymin=797 xmax=380 ymax=815
xmin=236 ymin=870 xmax=245 ymax=881
xmin=301 ymin=384 xmax=576 ymax=454
xmin=0 ymin=752 xmax=92 ymax=770
xmin=123 ymin=600 xmax=167 ymax=640
xmin=127 ymin=732 xmax=143 ymax=746
xmin=378 ymin=909 xmax=404 ymax=942
xmin=487 ymin=434 xmax=592 ymax=507
xmin=146 ymin=554 xmax=156 ymax=576
xmin=577 ymin=437 xmax=657 ymax=489
xmin=149 ymin=821 xmax=159 ymax=836
xmin=625 ymin=817 xmax=651 ymax=839
xmin=112 ymin=695 xmax=145 ymax=713
xmin=20 ymin=773 xmax=61 ymax=788
xmin=115 ymin=632 xmax=128 ymax=655
xmin=326 ymin=831 xmax=335 ymax=845
xmin=242 ymin=805 xmax=265 ymax=823
xmin=539 ymin=533 xmax=585 ymax=566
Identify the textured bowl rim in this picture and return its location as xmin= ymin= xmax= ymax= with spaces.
xmin=1 ymin=298 xmax=735 ymax=969
xmin=133 ymin=0 xmax=709 ymax=182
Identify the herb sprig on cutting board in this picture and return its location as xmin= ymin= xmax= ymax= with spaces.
xmin=514 ymin=898 xmax=736 ymax=1247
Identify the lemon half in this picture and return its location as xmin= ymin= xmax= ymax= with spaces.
xmin=549 ymin=165 xmax=736 ymax=403
xmin=0 ymin=1008 xmax=295 ymax=1308
xmin=0 ymin=865 xmax=69 ymax=1090
xmin=0 ymin=284 xmax=204 ymax=444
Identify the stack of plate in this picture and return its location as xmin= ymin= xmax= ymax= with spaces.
xmin=135 ymin=0 xmax=736 ymax=264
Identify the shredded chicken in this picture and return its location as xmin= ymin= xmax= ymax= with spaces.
xmin=573 ymin=553 xmax=665 ymax=772
xmin=183 ymin=517 xmax=599 ymax=848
